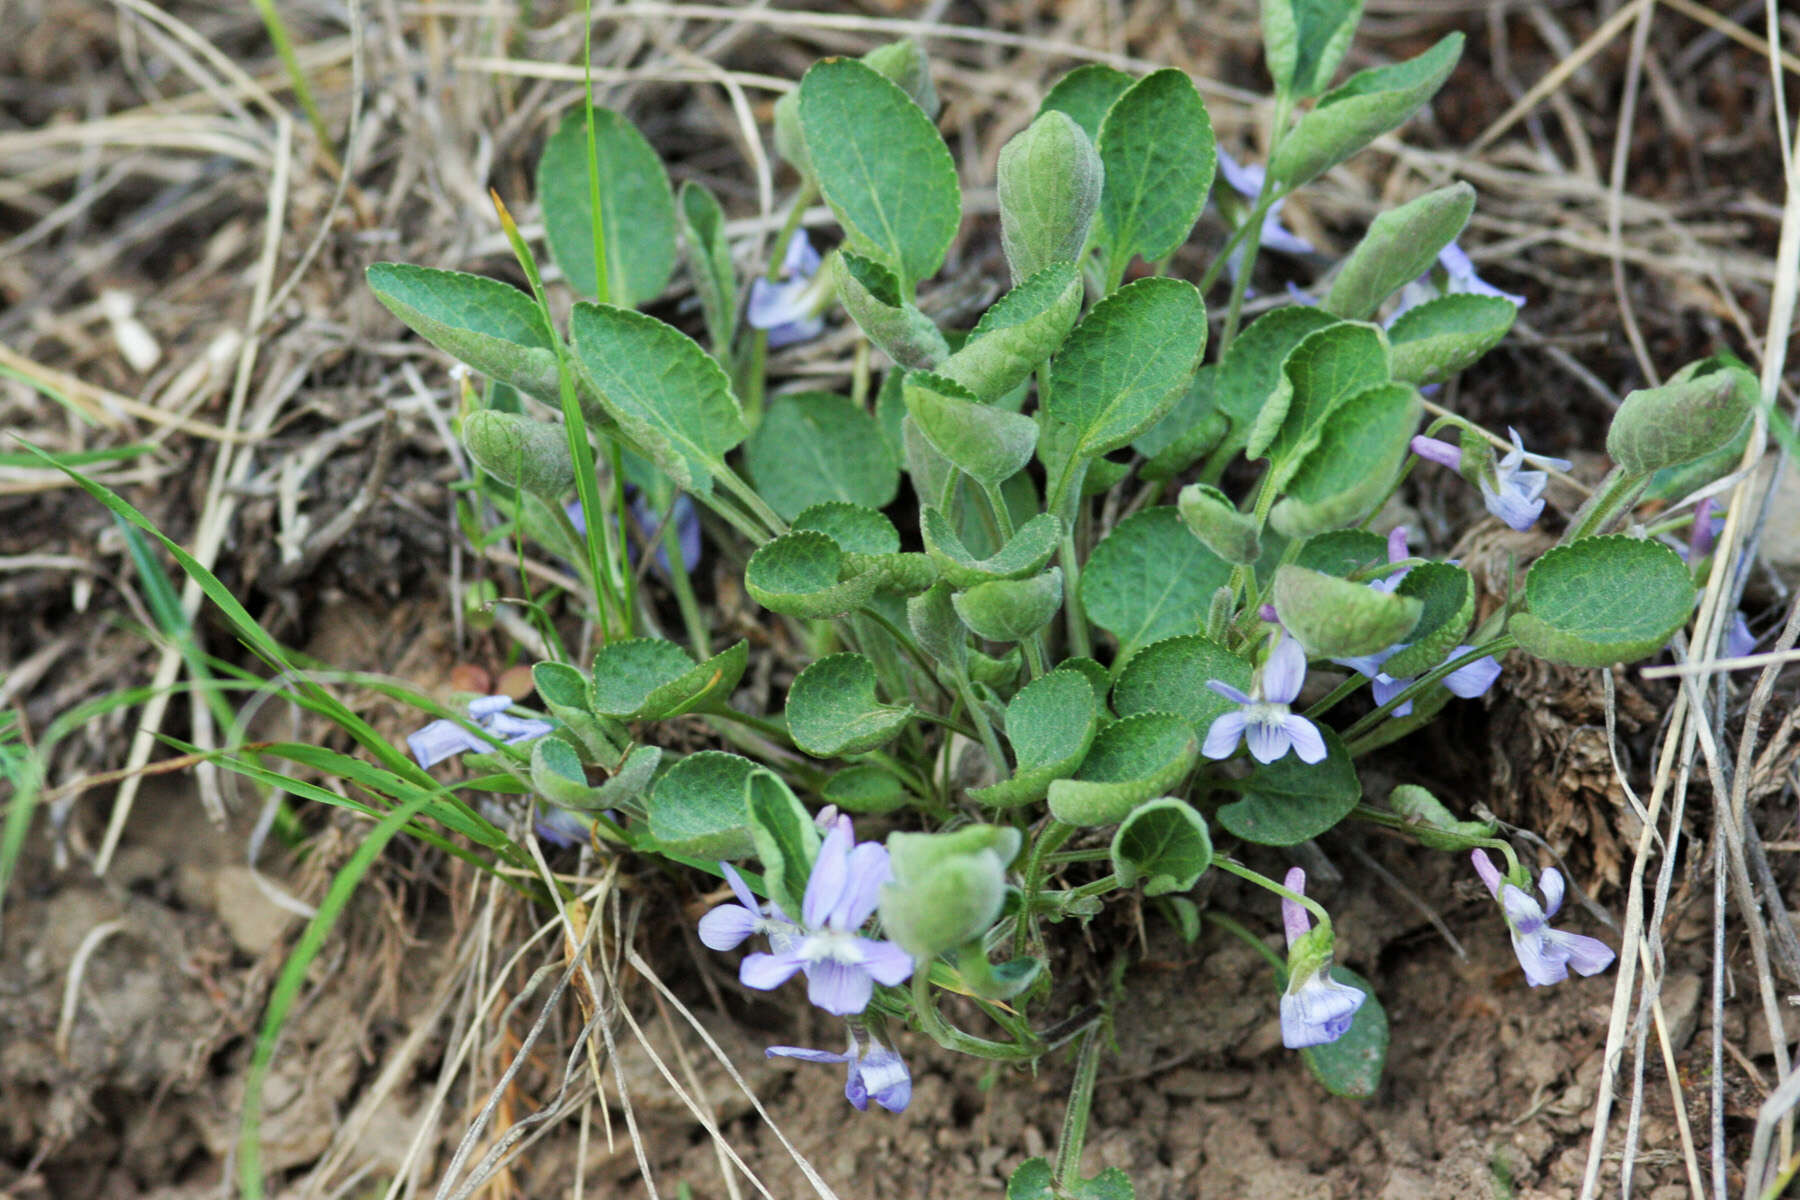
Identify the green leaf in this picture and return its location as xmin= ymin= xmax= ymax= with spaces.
xmin=569 ymin=304 xmax=746 ymax=495
xmin=1388 ymin=294 xmax=1518 ymax=384
xmin=823 ymin=764 xmax=911 ymax=815
xmin=1047 ymin=713 xmax=1199 ymax=826
xmin=531 ymin=737 xmax=604 ymax=810
xmin=904 ymin=371 xmax=1039 ymax=488
xmin=901 ymin=412 xmax=958 ymax=512
xmin=791 ymin=501 xmax=900 ymax=555
xmin=1111 ymin=634 xmax=1250 ymax=734
xmin=881 ymin=826 xmax=1021 ymax=961
xmin=1607 ymin=358 xmax=1757 ymax=476
xmin=952 ymin=569 xmax=1063 ymax=642
xmin=907 ymin=580 xmax=968 ymax=669
xmin=745 ymin=531 xmax=881 ymax=618
xmin=1215 ymin=306 xmax=1339 ymax=460
xmin=1178 ymin=481 xmax=1261 ymax=565
xmin=1112 ymin=797 xmax=1213 ymax=895
xmin=589 ymin=638 xmax=748 ymax=719
xmin=997 ymin=112 xmax=1103 ymax=283
xmin=1294 ymin=529 xmax=1387 ymax=577
xmin=1387 ymin=783 xmax=1495 ymax=851
xmin=746 ymin=768 xmax=821 ymax=919
xmin=1380 ymin=563 xmax=1474 ymax=679
xmin=365 ymin=263 xmax=560 ymax=400
xmin=1273 ymin=564 xmax=1422 ymax=658
xmin=1096 ymin=68 xmax=1215 ymax=271
xmin=1134 ymin=366 xmax=1229 ymax=483
xmin=834 ymin=251 xmax=951 ymax=369
xmin=647 ymin=751 xmax=759 ymax=858
xmin=1039 ymin=64 xmax=1136 ymax=140
xmin=1269 ymin=33 xmax=1464 ymax=189
xmin=594 ymin=744 xmax=661 ymax=812
xmin=921 ymin=507 xmax=1060 ymax=588
xmin=1008 ymin=1157 xmax=1136 ymax=1200
xmin=677 ymin=180 xmax=737 ymax=359
xmin=1255 ymin=322 xmax=1391 ymax=482
xmin=785 ymin=653 xmax=915 ymax=757
xmin=1047 ymin=276 xmax=1208 ymax=462
xmin=970 ymin=668 xmax=1099 ymax=809
xmin=1269 ymin=381 xmax=1420 ymax=539
xmin=743 ymin=391 xmax=900 ymax=520
xmin=1081 ymin=507 xmax=1232 ymax=658
xmin=1509 ymin=535 xmax=1694 ymax=667
xmin=1262 ymin=0 xmax=1365 ymax=98
xmin=1301 ymin=966 xmax=1388 ymax=1098
xmin=798 ymin=58 xmax=961 ymax=288
xmin=461 ymin=409 xmax=576 ymax=502
xmin=940 ymin=262 xmax=1083 ymax=401
xmin=537 ymin=105 xmax=677 ymax=306
xmin=532 ymin=661 xmax=626 ymax=763
xmin=1324 ymin=183 xmax=1474 ymax=321
xmin=1216 ymin=727 xmax=1360 ymax=844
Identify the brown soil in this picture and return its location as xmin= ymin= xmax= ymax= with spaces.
xmin=3 ymin=2 xmax=1794 ymax=1198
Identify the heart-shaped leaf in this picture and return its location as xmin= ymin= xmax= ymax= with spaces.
xmin=1047 ymin=276 xmax=1208 ymax=463
xmin=904 ymin=371 xmax=1039 ymax=488
xmin=570 ymin=304 xmax=746 ymax=495
xmin=791 ymin=502 xmax=900 ymax=555
xmin=1387 ymin=293 xmax=1518 ymax=384
xmin=745 ymin=531 xmax=882 ymax=618
xmin=1112 ymin=797 xmax=1213 ymax=895
xmin=590 ymin=638 xmax=748 ymax=720
xmin=1096 ymin=69 xmax=1215 ymax=273
xmin=921 ymin=507 xmax=1061 ymax=589
xmin=1252 ymin=322 xmax=1391 ymax=484
xmin=1269 ymin=33 xmax=1464 ymax=188
xmin=1215 ymin=727 xmax=1360 ymax=844
xmin=744 ymin=391 xmax=900 ymax=521
xmin=1294 ymin=529 xmax=1387 ymax=577
xmin=785 ymin=653 xmax=915 ymax=757
xmin=1509 ymin=536 xmax=1694 ymax=666
xmin=823 ymin=764 xmax=911 ymax=815
xmin=648 ymin=750 xmax=758 ymax=859
xmin=531 ymin=736 xmax=604 ymax=810
xmin=1274 ymin=564 xmax=1422 ymax=658
xmin=952 ymin=569 xmax=1063 ymax=642
xmin=1111 ymin=634 xmax=1251 ymax=734
xmin=940 ymin=262 xmax=1083 ymax=401
xmin=1038 ymin=63 xmax=1135 ymax=140
xmin=1608 ymin=359 xmax=1757 ymax=477
xmin=970 ymin=669 xmax=1099 ymax=809
xmin=1047 ymin=713 xmax=1199 ymax=826
xmin=538 ymin=105 xmax=677 ymax=307
xmin=1380 ymin=563 xmax=1474 ymax=679
xmin=366 ymin=263 xmax=561 ymax=400
xmin=1269 ymin=381 xmax=1420 ymax=539
xmin=1081 ymin=507 xmax=1232 ymax=659
xmin=1324 ymin=183 xmax=1474 ymax=321
xmin=798 ymin=58 xmax=961 ymax=289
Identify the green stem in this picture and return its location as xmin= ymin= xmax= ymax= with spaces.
xmin=1339 ymin=636 xmax=1519 ymax=745
xmin=1053 ymin=1024 xmax=1107 ymax=1190
xmin=1015 ymin=819 xmax=1078 ymax=954
xmin=741 ymin=183 xmax=819 ymax=428
xmin=659 ymin=497 xmax=709 ymax=658
xmin=1561 ymin=465 xmax=1649 ymax=544
xmin=908 ymin=969 xmax=1039 ymax=1061
xmin=1058 ymin=530 xmax=1094 ymax=660
xmin=1204 ymin=910 xmax=1287 ymax=974
xmin=1060 ymin=873 xmax=1120 ymax=904
xmin=1214 ymin=856 xmax=1330 ymax=931
xmin=1301 ymin=672 xmax=1367 ymax=721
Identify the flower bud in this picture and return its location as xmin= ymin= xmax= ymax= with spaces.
xmin=462 ymin=409 xmax=577 ymax=501
xmin=997 ymin=110 xmax=1103 ymax=283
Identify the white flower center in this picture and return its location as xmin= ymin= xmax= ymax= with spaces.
xmin=801 ymin=929 xmax=863 ymax=965
xmin=1246 ymin=700 xmax=1290 ymax=730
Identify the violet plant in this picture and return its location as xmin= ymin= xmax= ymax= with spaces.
xmin=365 ymin=2 xmax=1758 ymax=1191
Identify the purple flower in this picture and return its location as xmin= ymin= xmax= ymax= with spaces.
xmin=1335 ymin=643 xmax=1502 ymax=718
xmin=748 ymin=230 xmax=826 ymax=348
xmin=1725 ymin=611 xmax=1757 ymax=659
xmin=1686 ymin=497 xmax=1721 ymax=561
xmin=700 ymin=815 xmax=912 ymax=1015
xmin=1411 ymin=427 xmax=1570 ymax=531
xmin=766 ymin=1028 xmax=911 ymax=1113
xmin=408 ymin=694 xmax=552 ymax=768
xmin=1471 ymin=850 xmax=1616 ymax=987
xmin=1279 ymin=867 xmax=1365 ymax=1048
xmin=1215 ymin=147 xmax=1314 ymax=290
xmin=1390 ymin=240 xmax=1526 ymax=324
xmin=1367 ymin=526 xmax=1413 ymax=594
xmin=1203 ymin=633 xmax=1327 ymax=764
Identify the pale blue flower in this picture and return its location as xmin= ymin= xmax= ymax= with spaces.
xmin=748 ymin=230 xmax=827 ymax=348
xmin=766 ymin=1028 xmax=911 ymax=1113
xmin=1411 ymin=427 xmax=1570 ymax=531
xmin=408 ymin=694 xmax=552 ymax=768
xmin=1390 ymin=240 xmax=1527 ymax=323
xmin=1215 ymin=147 xmax=1314 ymax=289
xmin=1471 ymin=850 xmax=1615 ymax=987
xmin=1204 ymin=633 xmax=1327 ymax=764
xmin=566 ymin=487 xmax=701 ymax=575
xmin=1279 ymin=867 xmax=1365 ymax=1048
xmin=701 ymin=814 xmax=912 ymax=1016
